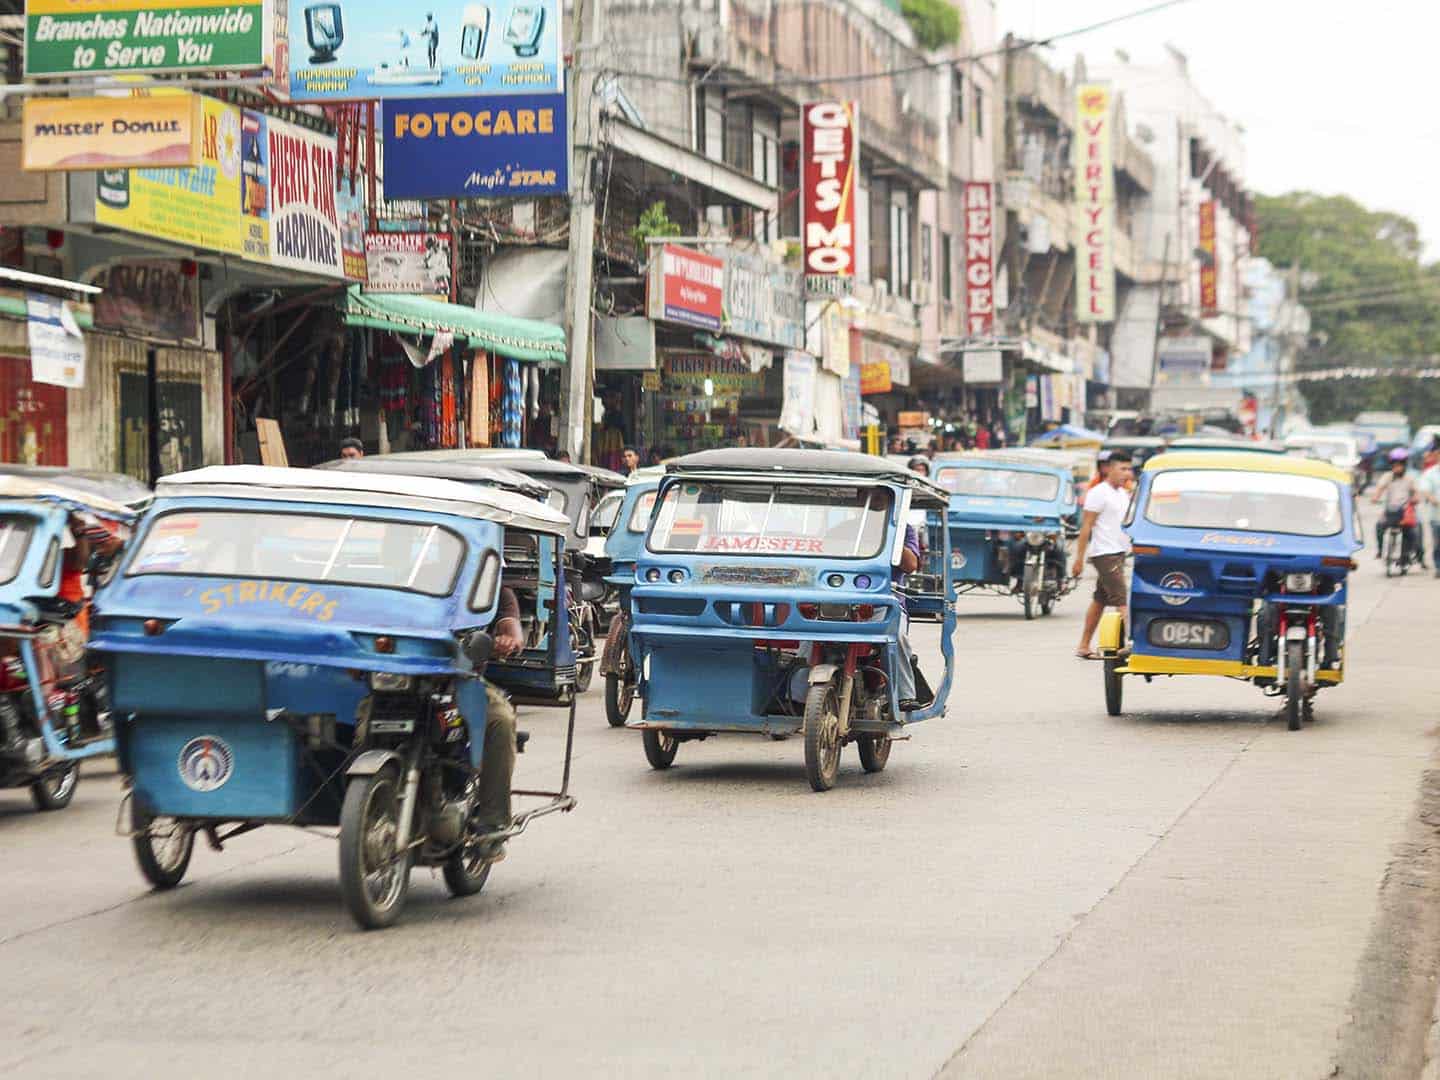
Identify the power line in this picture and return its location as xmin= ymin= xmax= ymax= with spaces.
xmin=599 ymin=0 xmax=1195 ymax=91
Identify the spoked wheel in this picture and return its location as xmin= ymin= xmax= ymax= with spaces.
xmin=30 ymin=762 xmax=78 ymax=811
xmin=1039 ymin=575 xmax=1057 ymax=617
xmin=1385 ymin=531 xmax=1401 ymax=578
xmin=803 ymin=681 xmax=842 ymax=792
xmin=1022 ymin=564 xmax=1039 ymax=621
xmin=642 ymin=728 xmax=678 ymax=769
xmin=1103 ymin=658 xmax=1124 ymax=717
xmin=132 ymin=807 xmax=195 ymax=889
xmin=857 ymin=734 xmax=892 ymax=773
xmin=574 ymin=609 xmax=597 ymax=693
xmin=1302 ymin=695 xmax=1316 ymax=725
xmin=605 ymin=649 xmax=635 ymax=727
xmin=1284 ymin=640 xmax=1304 ymax=731
xmin=339 ymin=770 xmax=412 ymax=930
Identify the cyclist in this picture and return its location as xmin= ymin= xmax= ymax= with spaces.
xmin=1372 ymin=447 xmax=1421 ymax=567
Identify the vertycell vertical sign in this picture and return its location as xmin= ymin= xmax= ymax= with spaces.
xmin=963 ymin=181 xmax=995 ymax=335
xmin=1073 ymin=83 xmax=1114 ymax=323
xmin=802 ymin=101 xmax=857 ymax=296
xmin=1198 ymin=200 xmax=1219 ymax=317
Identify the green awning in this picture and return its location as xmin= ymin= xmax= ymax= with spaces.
xmin=340 ymin=287 xmax=566 ymax=363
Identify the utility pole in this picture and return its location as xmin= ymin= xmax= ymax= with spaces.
xmin=560 ymin=0 xmax=602 ymax=463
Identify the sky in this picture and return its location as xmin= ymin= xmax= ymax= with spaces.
xmin=997 ymin=0 xmax=1440 ymax=258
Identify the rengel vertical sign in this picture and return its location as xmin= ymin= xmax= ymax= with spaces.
xmin=963 ymin=181 xmax=995 ymax=335
xmin=1073 ymin=83 xmax=1115 ymax=323
xmin=802 ymin=101 xmax=857 ymax=296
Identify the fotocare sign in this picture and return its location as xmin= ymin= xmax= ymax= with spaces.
xmin=1073 ymin=83 xmax=1115 ymax=323
xmin=801 ymin=101 xmax=857 ymax=296
xmin=1198 ymin=200 xmax=1219 ymax=317
xmin=647 ymin=244 xmax=724 ymax=331
xmin=25 ymin=0 xmax=271 ymax=78
xmin=963 ymin=181 xmax=995 ymax=335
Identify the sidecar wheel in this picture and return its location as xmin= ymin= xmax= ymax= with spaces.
xmin=1103 ymin=659 xmax=1124 ymax=717
xmin=605 ymin=667 xmax=635 ymax=727
xmin=30 ymin=763 xmax=78 ymax=811
xmin=339 ymin=770 xmax=412 ymax=929
xmin=132 ymin=810 xmax=194 ymax=889
xmin=857 ymin=734 xmax=891 ymax=773
xmin=642 ymin=728 xmax=678 ymax=769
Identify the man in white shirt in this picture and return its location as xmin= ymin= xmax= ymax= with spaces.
xmin=1071 ymin=450 xmax=1135 ymax=659
xmin=1421 ymin=453 xmax=1440 ymax=578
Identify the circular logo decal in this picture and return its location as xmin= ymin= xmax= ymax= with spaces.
xmin=951 ymin=552 xmax=967 ymax=570
xmin=1159 ymin=571 xmax=1194 ymax=606
xmin=177 ymin=736 xmax=234 ymax=792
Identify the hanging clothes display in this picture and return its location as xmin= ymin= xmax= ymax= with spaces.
xmin=500 ymin=358 xmax=524 ymax=448
xmin=469 ymin=351 xmax=490 ymax=446
xmin=439 ymin=352 xmax=458 ymax=448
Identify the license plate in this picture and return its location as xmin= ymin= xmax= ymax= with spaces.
xmin=1147 ymin=618 xmax=1230 ymax=651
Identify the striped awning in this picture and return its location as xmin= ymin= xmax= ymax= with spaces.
xmin=340 ymin=287 xmax=565 ymax=363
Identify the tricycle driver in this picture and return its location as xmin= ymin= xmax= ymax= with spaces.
xmin=474 ymin=585 xmax=526 ymax=861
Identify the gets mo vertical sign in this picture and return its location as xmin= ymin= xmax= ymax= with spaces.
xmin=802 ymin=101 xmax=857 ymax=296
xmin=1073 ymin=83 xmax=1115 ymax=323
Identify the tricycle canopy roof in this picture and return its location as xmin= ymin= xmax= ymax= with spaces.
xmin=314 ymin=456 xmax=553 ymax=502
xmin=0 ymin=473 xmax=138 ymax=520
xmin=1144 ymin=451 xmax=1353 ymax=486
xmin=0 ymin=466 xmax=150 ymax=510
xmin=1166 ymin=437 xmax=1287 ymax=454
xmin=387 ymin=449 xmax=624 ymax=488
xmin=932 ymin=452 xmax=1072 ymax=479
xmin=155 ymin=465 xmax=570 ymax=535
xmin=665 ymin=448 xmax=950 ymax=506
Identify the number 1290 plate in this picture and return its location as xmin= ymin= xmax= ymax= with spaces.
xmin=1147 ymin=618 xmax=1230 ymax=651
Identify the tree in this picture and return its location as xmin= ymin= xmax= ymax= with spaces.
xmin=900 ymin=0 xmax=961 ymax=51
xmin=1254 ymin=192 xmax=1440 ymax=426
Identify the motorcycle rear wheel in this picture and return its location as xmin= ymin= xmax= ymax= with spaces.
xmin=30 ymin=763 xmax=78 ymax=811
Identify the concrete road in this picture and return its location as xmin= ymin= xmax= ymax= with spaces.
xmin=2 ymin=559 xmax=1438 ymax=1079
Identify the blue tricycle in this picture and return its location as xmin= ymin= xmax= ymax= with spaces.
xmin=91 ymin=465 xmax=578 ymax=928
xmin=930 ymin=453 xmax=1077 ymax=619
xmin=596 ymin=468 xmax=662 ymax=726
xmin=1098 ymin=451 xmax=1361 ymax=729
xmin=628 ymin=449 xmax=956 ymax=791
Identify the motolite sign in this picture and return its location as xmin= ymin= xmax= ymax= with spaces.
xmin=801 ymin=101 xmax=857 ymax=296
xmin=647 ymin=244 xmax=724 ymax=331
xmin=963 ymin=181 xmax=995 ymax=335
xmin=1073 ymin=83 xmax=1115 ymax=323
xmin=1198 ymin=200 xmax=1219 ymax=317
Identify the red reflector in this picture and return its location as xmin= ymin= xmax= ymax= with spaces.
xmin=142 ymin=618 xmax=163 ymax=636
xmin=855 ymin=604 xmax=876 ymax=621
xmin=374 ymin=636 xmax=396 ymax=654
xmin=798 ymin=603 xmax=818 ymax=619
xmin=1321 ymin=557 xmax=1355 ymax=569
xmin=1131 ymin=544 xmax=1161 ymax=556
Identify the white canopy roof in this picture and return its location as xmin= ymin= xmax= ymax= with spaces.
xmin=0 ymin=474 xmax=135 ymax=518
xmin=157 ymin=465 xmax=570 ymax=536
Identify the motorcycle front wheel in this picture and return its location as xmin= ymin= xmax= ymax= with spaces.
xmin=339 ymin=770 xmax=412 ymax=930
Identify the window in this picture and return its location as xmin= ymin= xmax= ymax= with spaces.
xmin=627 ymin=490 xmax=659 ymax=532
xmin=889 ymin=193 xmax=912 ymax=295
xmin=952 ymin=68 xmax=965 ymax=125
xmin=1143 ymin=471 xmax=1343 ymax=537
xmin=128 ymin=511 xmax=466 ymax=595
xmin=725 ymin=98 xmax=751 ymax=173
xmin=940 ymin=231 xmax=953 ymax=301
xmin=591 ymin=490 xmax=624 ymax=534
xmin=868 ymin=176 xmax=891 ymax=289
xmin=648 ymin=484 xmax=893 ymax=559
xmin=920 ymin=223 xmax=933 ymax=283
xmin=973 ymin=85 xmax=985 ymax=138
xmin=0 ymin=518 xmax=35 ymax=585
xmin=698 ymin=89 xmax=724 ymax=162
xmin=934 ymin=468 xmax=1062 ymax=501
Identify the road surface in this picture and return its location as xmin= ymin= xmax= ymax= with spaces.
xmin=1 ymin=559 xmax=1437 ymax=1078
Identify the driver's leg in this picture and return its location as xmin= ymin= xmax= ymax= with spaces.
xmin=1320 ymin=605 xmax=1343 ymax=668
xmin=894 ymin=635 xmax=918 ymax=707
xmin=475 ymin=682 xmax=516 ymax=837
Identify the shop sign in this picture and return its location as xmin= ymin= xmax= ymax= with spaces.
xmin=96 ymin=96 xmax=251 ymax=258
xmin=801 ymin=101 xmax=857 ymax=296
xmin=723 ymin=250 xmax=803 ymax=349
xmin=364 ymin=231 xmax=452 ymax=297
xmin=25 ymin=294 xmax=85 ymax=389
xmin=864 ymin=338 xmax=910 ymax=388
xmin=261 ymin=112 xmax=345 ymax=277
xmin=859 ymin=362 xmax=891 ymax=396
xmin=842 ymin=363 xmax=862 ymax=441
xmin=1024 ymin=374 xmax=1039 ymax=409
xmin=1073 ymin=83 xmax=1115 ymax=323
xmin=779 ymin=350 xmax=817 ymax=437
xmin=22 ymin=94 xmax=201 ymax=171
xmin=1199 ymin=200 xmax=1219 ymax=317
xmin=337 ymin=181 xmax=367 ymax=282
xmin=819 ymin=305 xmax=850 ymax=378
xmin=962 ymin=181 xmax=995 ymax=335
xmin=380 ymin=94 xmax=568 ymax=199
xmin=1157 ymin=335 xmax=1212 ymax=377
xmin=662 ymin=354 xmax=762 ymax=392
xmin=287 ymin=0 xmax=561 ymax=101
xmin=648 ymin=245 xmax=725 ymax=332
xmin=93 ymin=259 xmax=202 ymax=344
xmin=896 ymin=411 xmax=929 ymax=429
xmin=962 ymin=348 xmax=1003 ymax=385
xmin=25 ymin=0 xmax=271 ymax=77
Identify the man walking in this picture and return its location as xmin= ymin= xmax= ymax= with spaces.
xmin=1071 ymin=450 xmax=1134 ymax=660
xmin=1420 ymin=450 xmax=1440 ymax=578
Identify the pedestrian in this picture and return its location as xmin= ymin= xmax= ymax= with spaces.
xmin=621 ymin=446 xmax=640 ymax=475
xmin=554 ymin=450 xmax=572 ymax=463
xmin=339 ymin=437 xmax=364 ymax=460
xmin=1071 ymin=449 xmax=1135 ymax=660
xmin=647 ymin=447 xmax=664 ymax=466
xmin=1421 ymin=450 xmax=1440 ymax=578
xmin=975 ymin=424 xmax=991 ymax=450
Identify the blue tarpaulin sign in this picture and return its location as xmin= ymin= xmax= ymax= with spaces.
xmin=381 ymin=94 xmax=568 ymax=200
